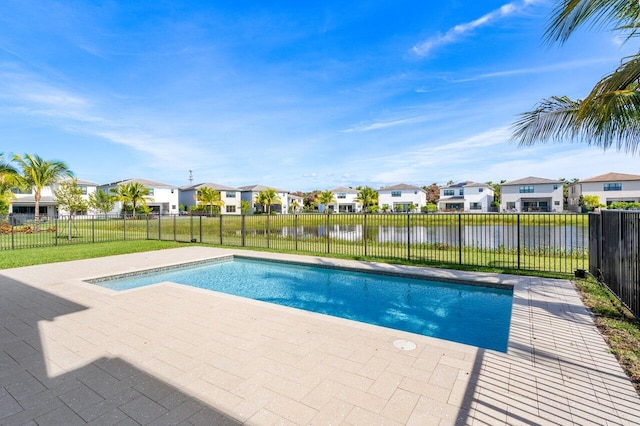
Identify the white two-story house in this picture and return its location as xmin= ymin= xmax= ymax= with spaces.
xmin=99 ymin=178 xmax=180 ymax=215
xmin=179 ymin=182 xmax=242 ymax=215
xmin=500 ymin=177 xmax=564 ymax=213
xmin=437 ymin=182 xmax=494 ymax=212
xmin=239 ymin=184 xmax=290 ymax=214
xmin=9 ymin=179 xmax=100 ymax=217
xmin=320 ymin=187 xmax=361 ymax=213
xmin=568 ymin=172 xmax=640 ymax=211
xmin=378 ymin=184 xmax=426 ymax=212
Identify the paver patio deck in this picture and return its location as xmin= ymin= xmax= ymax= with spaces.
xmin=0 ymin=246 xmax=638 ymax=425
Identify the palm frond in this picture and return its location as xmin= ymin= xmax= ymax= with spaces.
xmin=545 ymin=0 xmax=640 ymax=44
xmin=511 ymin=96 xmax=581 ymax=145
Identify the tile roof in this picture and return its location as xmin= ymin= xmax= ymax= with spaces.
xmin=330 ymin=186 xmax=358 ymax=194
xmin=378 ymin=183 xmax=425 ymax=192
xmin=237 ymin=184 xmax=289 ymax=193
xmin=579 ymin=172 xmax=640 ymax=183
xmin=100 ymin=178 xmax=176 ymax=188
xmin=501 ymin=176 xmax=563 ymax=186
xmin=180 ymin=182 xmax=241 ymax=191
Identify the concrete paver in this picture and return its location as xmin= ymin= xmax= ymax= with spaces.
xmin=1 ymin=246 xmax=639 ymax=425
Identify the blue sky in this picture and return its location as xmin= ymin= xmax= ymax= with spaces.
xmin=1 ymin=0 xmax=637 ymax=191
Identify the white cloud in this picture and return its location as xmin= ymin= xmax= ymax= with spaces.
xmin=412 ymin=1 xmax=541 ymax=57
xmin=448 ymin=58 xmax=615 ymax=82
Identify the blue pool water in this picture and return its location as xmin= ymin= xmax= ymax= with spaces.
xmin=92 ymin=258 xmax=513 ymax=351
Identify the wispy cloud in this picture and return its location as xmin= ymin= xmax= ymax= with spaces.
xmin=448 ymin=58 xmax=615 ymax=83
xmin=412 ymin=0 xmax=541 ymax=57
xmin=342 ymin=116 xmax=426 ymax=133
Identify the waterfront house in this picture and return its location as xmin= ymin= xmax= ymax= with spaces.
xmin=319 ymin=187 xmax=361 ymax=213
xmin=500 ymin=177 xmax=564 ymax=212
xmin=99 ymin=178 xmax=180 ymax=215
xmin=378 ymin=184 xmax=426 ymax=212
xmin=437 ymin=181 xmax=494 ymax=212
xmin=568 ymin=172 xmax=640 ymax=211
xmin=179 ymin=182 xmax=242 ymax=215
xmin=239 ymin=184 xmax=290 ymax=214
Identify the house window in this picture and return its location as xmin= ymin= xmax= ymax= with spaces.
xmin=459 ymin=189 xmax=464 ymax=196
xmin=11 ymin=187 xmax=32 ymax=194
xmin=172 ymin=205 xmax=176 ymax=210
xmin=226 ymin=205 xmax=236 ymax=213
xmin=506 ymin=202 xmax=516 ymax=209
xmin=148 ymin=188 xmax=155 ymax=196
xmin=337 ymin=193 xmax=346 ymax=199
xmin=554 ymin=201 xmax=560 ymax=206
xmin=470 ymin=203 xmax=482 ymax=210
xmin=391 ymin=191 xmax=401 ymax=197
xmin=604 ymin=183 xmax=622 ymax=191
xmin=553 ymin=185 xmax=558 ymax=190
xmin=79 ymin=186 xmax=88 ymax=195
xmin=443 ymin=190 xmax=454 ymax=196
xmin=226 ymin=191 xmax=236 ymax=198
xmin=171 ymin=189 xmax=174 ymax=194
xmin=479 ymin=188 xmax=483 ymax=192
xmin=519 ymin=186 xmax=534 ymax=193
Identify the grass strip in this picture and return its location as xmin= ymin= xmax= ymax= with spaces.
xmin=574 ymin=277 xmax=640 ymax=395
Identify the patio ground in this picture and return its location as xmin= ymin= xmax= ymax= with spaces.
xmin=0 ymin=247 xmax=638 ymax=425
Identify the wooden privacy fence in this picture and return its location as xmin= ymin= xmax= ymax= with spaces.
xmin=1 ymin=213 xmax=588 ymax=274
xmin=589 ymin=211 xmax=640 ymax=318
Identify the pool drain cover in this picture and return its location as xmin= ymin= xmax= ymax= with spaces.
xmin=393 ymin=339 xmax=416 ymax=351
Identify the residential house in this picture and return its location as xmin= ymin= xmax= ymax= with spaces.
xmin=9 ymin=179 xmax=100 ymax=217
xmin=56 ymin=179 xmax=100 ymax=215
xmin=239 ymin=185 xmax=290 ymax=214
xmin=568 ymin=172 xmax=640 ymax=211
xmin=99 ymin=178 xmax=180 ymax=215
xmin=378 ymin=184 xmax=426 ymax=212
xmin=319 ymin=187 xmax=361 ymax=213
xmin=287 ymin=194 xmax=304 ymax=213
xmin=500 ymin=177 xmax=564 ymax=212
xmin=437 ymin=181 xmax=494 ymax=212
xmin=179 ymin=182 xmax=242 ymax=215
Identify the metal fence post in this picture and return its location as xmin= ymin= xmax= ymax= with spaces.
xmin=199 ymin=215 xmax=203 ymax=243
xmin=517 ymin=214 xmax=521 ymax=270
xmin=458 ymin=214 xmax=462 ymax=264
xmin=174 ymin=215 xmax=177 ymax=241
xmin=294 ymin=214 xmax=298 ymax=251
xmin=363 ymin=213 xmax=367 ymax=257
xmin=11 ymin=219 xmax=14 ymax=250
xmin=123 ymin=215 xmax=126 ymax=241
xmin=157 ymin=215 xmax=161 ymax=240
xmin=92 ymin=216 xmax=95 ymax=243
xmin=241 ymin=214 xmax=246 ymax=247
xmin=220 ymin=215 xmax=223 ymax=245
xmin=190 ymin=215 xmax=193 ymax=242
xmin=267 ymin=215 xmax=270 ymax=249
xmin=407 ymin=213 xmax=411 ymax=260
xmin=326 ymin=214 xmax=330 ymax=254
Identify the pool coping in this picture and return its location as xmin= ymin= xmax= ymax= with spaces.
xmin=1 ymin=246 xmax=638 ymax=425
xmin=85 ymin=253 xmax=515 ymax=291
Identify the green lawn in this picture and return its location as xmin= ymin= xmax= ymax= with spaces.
xmin=0 ymin=240 xmax=187 ymax=269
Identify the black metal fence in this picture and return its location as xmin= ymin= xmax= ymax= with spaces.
xmin=1 ymin=212 xmax=588 ymax=274
xmin=589 ymin=211 xmax=640 ymax=318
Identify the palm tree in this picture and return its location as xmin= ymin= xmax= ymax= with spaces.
xmin=12 ymin=154 xmax=73 ymax=232
xmin=317 ymin=190 xmax=336 ymax=214
xmin=256 ymin=188 xmax=282 ymax=214
xmin=111 ymin=182 xmax=152 ymax=217
xmin=88 ymin=188 xmax=116 ymax=217
xmin=511 ymin=1 xmax=640 ymax=154
xmin=356 ymin=186 xmax=378 ymax=213
xmin=0 ymin=154 xmax=19 ymax=215
xmin=197 ymin=187 xmax=224 ymax=216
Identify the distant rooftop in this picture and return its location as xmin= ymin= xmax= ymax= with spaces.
xmin=180 ymin=182 xmax=241 ymax=191
xmin=237 ymin=184 xmax=289 ymax=193
xmin=100 ymin=178 xmax=176 ymax=189
xmin=501 ymin=176 xmax=563 ymax=186
xmin=578 ymin=172 xmax=640 ymax=183
xmin=379 ymin=183 xmax=425 ymax=192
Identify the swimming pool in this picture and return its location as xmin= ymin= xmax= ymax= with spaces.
xmin=90 ymin=257 xmax=513 ymax=351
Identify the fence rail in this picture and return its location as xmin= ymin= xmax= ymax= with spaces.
xmin=1 ymin=212 xmax=588 ymax=274
xmin=589 ymin=211 xmax=640 ymax=318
